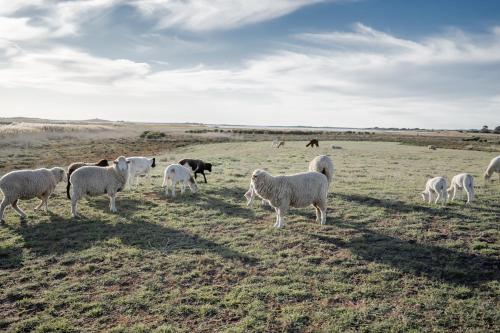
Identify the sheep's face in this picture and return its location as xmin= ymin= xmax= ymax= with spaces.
xmin=52 ymin=167 xmax=66 ymax=183
xmin=251 ymin=170 xmax=266 ymax=184
xmin=421 ymin=192 xmax=428 ymax=202
xmin=151 ymin=158 xmax=156 ymax=168
xmin=205 ymin=163 xmax=212 ymax=172
xmin=484 ymin=172 xmax=491 ymax=182
xmin=114 ymin=156 xmax=130 ymax=172
xmin=188 ymin=176 xmax=198 ymax=193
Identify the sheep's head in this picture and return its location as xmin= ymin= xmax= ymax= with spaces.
xmin=188 ymin=175 xmax=198 ymax=193
xmin=205 ymin=163 xmax=212 ymax=172
xmin=484 ymin=172 xmax=491 ymax=182
xmin=251 ymin=169 xmax=267 ymax=184
xmin=151 ymin=158 xmax=156 ymax=168
xmin=96 ymin=159 xmax=109 ymax=167
xmin=51 ymin=167 xmax=66 ymax=183
xmin=421 ymin=192 xmax=428 ymax=202
xmin=114 ymin=156 xmax=130 ymax=172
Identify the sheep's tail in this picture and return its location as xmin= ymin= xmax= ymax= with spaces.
xmin=162 ymin=170 xmax=171 ymax=187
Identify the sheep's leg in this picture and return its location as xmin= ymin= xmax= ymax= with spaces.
xmin=434 ymin=192 xmax=441 ymax=204
xmin=276 ymin=207 xmax=287 ymax=228
xmin=317 ymin=202 xmax=327 ymax=225
xmin=273 ymin=208 xmax=279 ymax=228
xmin=427 ymin=192 xmax=433 ymax=204
xmin=34 ymin=199 xmax=44 ymax=211
xmin=180 ymin=181 xmax=186 ymax=194
xmin=109 ymin=194 xmax=117 ymax=213
xmin=202 ymin=172 xmax=207 ymax=183
xmin=71 ymin=197 xmax=78 ymax=217
xmin=313 ymin=204 xmax=321 ymax=224
xmin=0 ymin=198 xmax=10 ymax=222
xmin=11 ymin=200 xmax=27 ymax=218
xmin=172 ymin=180 xmax=177 ymax=197
xmin=451 ymin=186 xmax=457 ymax=201
xmin=465 ymin=187 xmax=473 ymax=204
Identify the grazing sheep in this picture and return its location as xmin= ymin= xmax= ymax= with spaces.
xmin=272 ymin=140 xmax=285 ymax=148
xmin=308 ymin=155 xmax=334 ymax=185
xmin=484 ymin=156 xmax=500 ymax=182
xmin=245 ymin=170 xmax=328 ymax=228
xmin=421 ymin=177 xmax=448 ymax=205
xmin=428 ymin=145 xmax=437 ymax=150
xmin=306 ymin=139 xmax=319 ymax=147
xmin=70 ymin=156 xmax=130 ymax=217
xmin=178 ymin=159 xmax=212 ymax=183
xmin=0 ymin=167 xmax=66 ymax=222
xmin=67 ymin=159 xmax=109 ymax=199
xmin=126 ymin=157 xmax=156 ymax=187
xmin=331 ymin=145 xmax=343 ymax=149
xmin=162 ymin=164 xmax=198 ymax=197
xmin=447 ymin=173 xmax=475 ymax=204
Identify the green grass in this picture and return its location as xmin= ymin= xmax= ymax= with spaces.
xmin=1 ymin=141 xmax=499 ymax=332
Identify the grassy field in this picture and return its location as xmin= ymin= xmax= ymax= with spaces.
xmin=0 ymin=141 xmax=499 ymax=332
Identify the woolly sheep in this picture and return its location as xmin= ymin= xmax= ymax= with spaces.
xmin=308 ymin=155 xmax=334 ymax=184
xmin=162 ymin=164 xmax=198 ymax=197
xmin=245 ymin=170 xmax=328 ymax=228
xmin=0 ymin=167 xmax=65 ymax=222
xmin=484 ymin=156 xmax=500 ymax=182
xmin=126 ymin=156 xmax=156 ymax=187
xmin=421 ymin=176 xmax=448 ymax=205
xmin=67 ymin=159 xmax=109 ymax=199
xmin=447 ymin=173 xmax=475 ymax=204
xmin=70 ymin=156 xmax=130 ymax=217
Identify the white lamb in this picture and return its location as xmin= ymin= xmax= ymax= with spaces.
xmin=308 ymin=155 xmax=334 ymax=185
xmin=162 ymin=164 xmax=198 ymax=197
xmin=126 ymin=156 xmax=156 ymax=187
xmin=484 ymin=156 xmax=500 ymax=182
xmin=0 ymin=167 xmax=65 ymax=222
xmin=421 ymin=176 xmax=448 ymax=205
xmin=245 ymin=170 xmax=328 ymax=228
xmin=70 ymin=156 xmax=130 ymax=217
xmin=447 ymin=173 xmax=475 ymax=204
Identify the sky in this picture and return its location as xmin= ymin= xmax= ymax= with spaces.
xmin=0 ymin=0 xmax=500 ymax=129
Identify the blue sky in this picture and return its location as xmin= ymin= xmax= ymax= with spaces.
xmin=1 ymin=0 xmax=499 ymax=128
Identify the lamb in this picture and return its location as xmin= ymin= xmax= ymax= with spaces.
xmin=306 ymin=139 xmax=319 ymax=147
xmin=308 ymin=155 xmax=334 ymax=185
xmin=447 ymin=173 xmax=475 ymax=204
xmin=70 ymin=156 xmax=129 ymax=217
xmin=428 ymin=145 xmax=437 ymax=150
xmin=484 ymin=156 xmax=500 ymax=182
xmin=66 ymin=159 xmax=109 ymax=199
xmin=178 ymin=159 xmax=212 ymax=183
xmin=162 ymin=164 xmax=198 ymax=197
xmin=421 ymin=176 xmax=448 ymax=205
xmin=126 ymin=157 xmax=156 ymax=187
xmin=0 ymin=167 xmax=66 ymax=222
xmin=245 ymin=170 xmax=328 ymax=228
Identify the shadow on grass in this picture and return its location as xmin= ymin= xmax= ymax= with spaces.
xmin=311 ymin=221 xmax=500 ymax=287
xmin=10 ymin=212 xmax=257 ymax=266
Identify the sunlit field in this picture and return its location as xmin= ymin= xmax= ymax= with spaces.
xmin=1 ymin=140 xmax=499 ymax=332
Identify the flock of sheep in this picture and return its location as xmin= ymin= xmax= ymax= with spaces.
xmin=0 ymin=143 xmax=499 ymax=228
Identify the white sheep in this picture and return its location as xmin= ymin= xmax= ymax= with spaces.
xmin=70 ymin=156 xmax=130 ymax=217
xmin=447 ymin=173 xmax=475 ymax=204
xmin=421 ymin=176 xmax=448 ymax=205
xmin=271 ymin=139 xmax=284 ymax=148
xmin=308 ymin=155 xmax=334 ymax=185
xmin=162 ymin=164 xmax=198 ymax=197
xmin=245 ymin=170 xmax=328 ymax=228
xmin=0 ymin=167 xmax=65 ymax=222
xmin=484 ymin=156 xmax=500 ymax=182
xmin=126 ymin=156 xmax=156 ymax=187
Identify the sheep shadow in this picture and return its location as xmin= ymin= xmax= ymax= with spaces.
xmin=336 ymin=193 xmax=470 ymax=220
xmin=310 ymin=222 xmax=500 ymax=287
xmin=86 ymin=196 xmax=159 ymax=212
xmin=12 ymin=213 xmax=257 ymax=265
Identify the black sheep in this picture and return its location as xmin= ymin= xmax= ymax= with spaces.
xmin=178 ymin=159 xmax=213 ymax=183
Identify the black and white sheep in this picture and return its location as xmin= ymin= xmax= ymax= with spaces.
xmin=67 ymin=159 xmax=109 ymax=199
xmin=70 ymin=156 xmax=130 ymax=217
xmin=126 ymin=157 xmax=156 ymax=187
xmin=245 ymin=170 xmax=328 ymax=228
xmin=178 ymin=159 xmax=212 ymax=183
xmin=0 ymin=167 xmax=66 ymax=222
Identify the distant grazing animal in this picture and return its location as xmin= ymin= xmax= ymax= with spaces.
xmin=421 ymin=176 xmax=448 ymax=205
xmin=331 ymin=145 xmax=343 ymax=149
xmin=70 ymin=156 xmax=130 ymax=217
xmin=178 ymin=159 xmax=212 ymax=183
xmin=428 ymin=145 xmax=437 ymax=150
xmin=0 ymin=167 xmax=65 ymax=222
xmin=484 ymin=156 xmax=500 ymax=183
xmin=245 ymin=170 xmax=328 ymax=228
xmin=126 ymin=157 xmax=156 ymax=187
xmin=272 ymin=140 xmax=285 ymax=148
xmin=67 ymin=159 xmax=109 ymax=199
xmin=308 ymin=155 xmax=334 ymax=185
xmin=162 ymin=164 xmax=198 ymax=197
xmin=306 ymin=139 xmax=319 ymax=147
xmin=447 ymin=173 xmax=475 ymax=204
